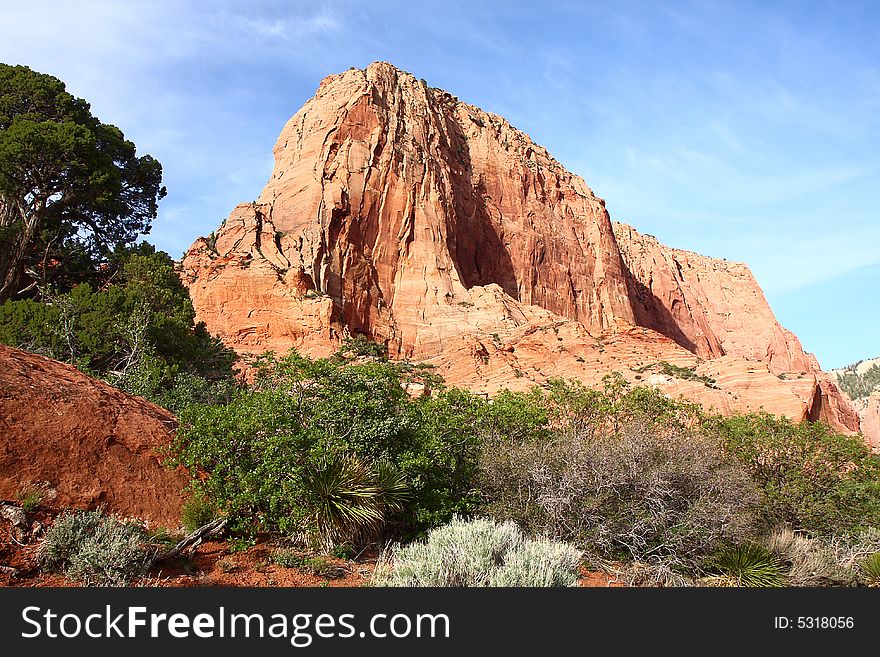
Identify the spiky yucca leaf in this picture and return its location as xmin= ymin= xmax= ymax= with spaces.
xmin=713 ymin=543 xmax=785 ymax=587
xmin=373 ymin=458 xmax=410 ymax=515
xmin=303 ymin=454 xmax=383 ymax=549
xmin=859 ymin=552 xmax=880 ymax=586
xmin=302 ymin=453 xmax=411 ymax=550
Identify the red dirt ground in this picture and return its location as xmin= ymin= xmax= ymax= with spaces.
xmin=0 ymin=505 xmax=619 ymax=588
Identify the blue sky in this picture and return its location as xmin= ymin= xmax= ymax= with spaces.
xmin=1 ymin=0 xmax=877 ymax=369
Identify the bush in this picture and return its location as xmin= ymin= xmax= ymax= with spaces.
xmin=835 ymin=360 xmax=880 ymax=400
xmin=488 ymin=537 xmax=583 ymax=587
xmin=39 ymin=510 xmax=152 ymax=586
xmin=115 ymin=362 xmax=239 ymax=415
xmin=765 ymin=527 xmax=855 ymax=587
xmin=710 ymin=543 xmax=785 ymax=587
xmin=270 ymin=550 xmax=345 ymax=579
xmin=708 ymin=412 xmax=880 ymax=535
xmin=168 ymin=350 xmax=487 ymax=539
xmin=858 ymin=553 xmax=880 ymax=586
xmin=181 ymin=495 xmax=218 ymax=533
xmin=479 ymin=405 xmax=761 ymax=577
xmin=270 ymin=549 xmax=308 ymax=569
xmin=0 ymin=244 xmax=238 ymax=408
xmin=372 ymin=516 xmax=581 ymax=587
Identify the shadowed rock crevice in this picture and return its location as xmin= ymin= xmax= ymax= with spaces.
xmin=441 ymin=109 xmax=519 ymax=300
xmin=625 ymin=272 xmax=699 ymax=355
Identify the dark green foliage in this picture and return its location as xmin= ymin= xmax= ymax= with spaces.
xmin=303 ymin=453 xmax=409 ymax=550
xmin=710 ymin=543 xmax=785 ymax=587
xmin=168 ymin=350 xmax=492 ymax=541
xmin=834 ymin=359 xmax=880 ymax=400
xmin=335 ymin=334 xmax=388 ymax=360
xmin=165 ymin=347 xmax=880 ymax=581
xmin=0 ymin=63 xmax=165 ymax=299
xmin=0 ymin=243 xmax=238 ymax=410
xmin=271 ymin=550 xmax=346 ymax=578
xmin=226 ymin=536 xmax=255 ymax=553
xmin=707 ymin=412 xmax=880 ymax=535
xmin=657 ymin=361 xmax=717 ymax=386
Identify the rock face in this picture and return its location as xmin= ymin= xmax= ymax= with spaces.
xmin=182 ymin=62 xmax=877 ymax=446
xmin=613 ymin=223 xmax=815 ymax=374
xmin=0 ymin=345 xmax=187 ymax=526
xmin=852 ymin=392 xmax=880 ymax=449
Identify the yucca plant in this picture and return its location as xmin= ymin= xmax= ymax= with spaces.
xmin=302 ymin=453 xmax=409 ymax=551
xmin=372 ymin=458 xmax=410 ymax=517
xmin=711 ymin=543 xmax=785 ymax=587
xmin=858 ymin=552 xmax=880 ymax=586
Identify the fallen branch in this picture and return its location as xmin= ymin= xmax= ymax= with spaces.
xmin=153 ymin=517 xmax=228 ymax=564
xmin=0 ymin=565 xmax=19 ymax=577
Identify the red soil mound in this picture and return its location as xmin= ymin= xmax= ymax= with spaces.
xmin=0 ymin=345 xmax=187 ymax=527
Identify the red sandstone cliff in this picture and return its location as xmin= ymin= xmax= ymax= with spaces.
xmin=181 ymin=62 xmax=876 ymax=445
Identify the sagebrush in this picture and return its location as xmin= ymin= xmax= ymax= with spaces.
xmin=372 ymin=516 xmax=581 ymax=587
xmin=39 ymin=510 xmax=152 ymax=586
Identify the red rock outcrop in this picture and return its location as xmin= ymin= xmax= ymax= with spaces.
xmin=613 ymin=223 xmax=815 ymax=374
xmin=0 ymin=345 xmax=186 ymax=526
xmin=183 ymin=62 xmax=635 ymax=361
xmin=852 ymin=392 xmax=880 ymax=449
xmin=182 ymin=62 xmax=876 ymax=446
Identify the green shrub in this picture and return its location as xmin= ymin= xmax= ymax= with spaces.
xmin=0 ymin=244 xmax=238 ymax=408
xmin=168 ymin=350 xmax=487 ymax=538
xmin=181 ymin=495 xmax=218 ymax=533
xmin=708 ymin=412 xmax=880 ymax=535
xmin=39 ymin=510 xmax=152 ymax=586
xmin=657 ymin=361 xmax=716 ymax=386
xmin=271 ymin=549 xmax=309 ymax=569
xmin=115 ymin=363 xmax=239 ymax=414
xmin=330 ymin=543 xmax=356 ymax=560
xmin=372 ymin=516 xmax=581 ymax=587
xmin=334 ymin=335 xmax=388 ymax=360
xmin=224 ymin=536 xmax=255 ymax=553
xmin=835 ymin=360 xmax=880 ymax=400
xmin=711 ymin=543 xmax=785 ymax=587
xmin=270 ymin=550 xmax=345 ymax=578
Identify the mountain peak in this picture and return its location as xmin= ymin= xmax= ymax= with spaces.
xmin=181 ymin=64 xmax=875 ymax=445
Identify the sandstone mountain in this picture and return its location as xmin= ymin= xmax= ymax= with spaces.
xmin=181 ymin=62 xmax=876 ymax=445
xmin=0 ymin=345 xmax=186 ymax=526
